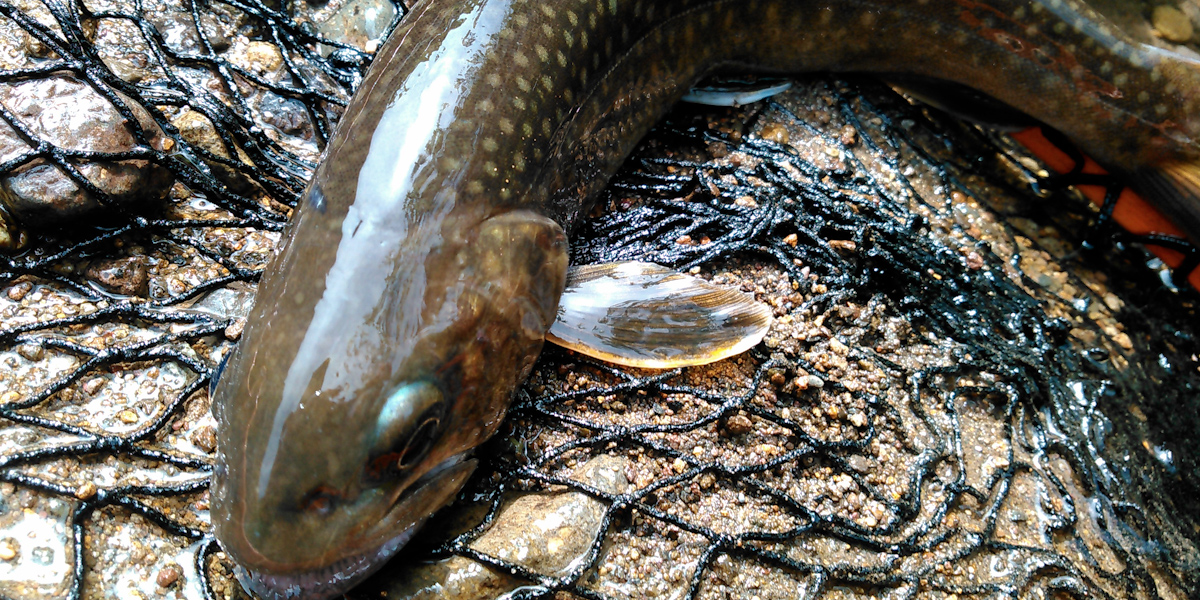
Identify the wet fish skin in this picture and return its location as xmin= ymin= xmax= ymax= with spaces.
xmin=210 ymin=1 xmax=1200 ymax=598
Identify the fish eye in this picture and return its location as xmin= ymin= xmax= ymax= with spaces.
xmin=369 ymin=382 xmax=446 ymax=478
xmin=299 ymin=485 xmax=341 ymax=516
xmin=397 ymin=414 xmax=440 ymax=469
xmin=369 ymin=408 xmax=442 ymax=478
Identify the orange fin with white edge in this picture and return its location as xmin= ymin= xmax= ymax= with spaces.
xmin=1009 ymin=128 xmax=1200 ymax=292
xmin=1131 ymin=162 xmax=1200 ymax=246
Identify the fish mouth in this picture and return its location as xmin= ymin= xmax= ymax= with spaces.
xmin=233 ymin=524 xmax=418 ymax=600
xmin=230 ymin=454 xmax=477 ymax=600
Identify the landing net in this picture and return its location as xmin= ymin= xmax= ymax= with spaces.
xmin=0 ymin=1 xmax=1196 ymax=599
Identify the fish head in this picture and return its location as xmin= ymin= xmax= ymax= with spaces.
xmin=210 ymin=374 xmax=477 ymax=599
xmin=209 ymin=207 xmax=568 ymax=599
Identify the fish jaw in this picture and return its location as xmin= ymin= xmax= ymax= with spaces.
xmin=217 ymin=455 xmax=477 ymax=600
xmin=231 ymin=524 xmax=415 ymax=600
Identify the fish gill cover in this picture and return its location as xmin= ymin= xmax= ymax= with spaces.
xmin=0 ymin=0 xmax=1197 ymax=599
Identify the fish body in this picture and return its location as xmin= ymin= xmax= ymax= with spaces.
xmin=209 ymin=1 xmax=1200 ymax=598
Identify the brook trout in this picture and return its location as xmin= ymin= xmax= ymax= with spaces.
xmin=209 ymin=1 xmax=1200 ymax=598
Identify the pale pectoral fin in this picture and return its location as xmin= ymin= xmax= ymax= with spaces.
xmin=546 ymin=262 xmax=773 ymax=369
xmin=682 ymin=76 xmax=793 ymax=107
xmin=1132 ymin=162 xmax=1200 ymax=245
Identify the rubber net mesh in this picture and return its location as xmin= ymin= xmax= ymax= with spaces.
xmin=0 ymin=1 xmax=1197 ymax=599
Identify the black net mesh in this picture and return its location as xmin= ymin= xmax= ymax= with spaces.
xmin=0 ymin=1 xmax=1198 ymax=600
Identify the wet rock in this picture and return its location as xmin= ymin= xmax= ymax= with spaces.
xmin=102 ymin=54 xmax=152 ymax=85
xmin=238 ymin=41 xmax=284 ymax=76
xmin=91 ymin=16 xmax=162 ymax=85
xmin=0 ymin=75 xmax=173 ymax=241
xmin=175 ymin=282 xmax=258 ymax=322
xmin=257 ymin=93 xmax=315 ymax=138
xmin=170 ymin=109 xmax=259 ymax=195
xmin=143 ymin=0 xmax=207 ymax=55
xmin=0 ymin=203 xmax=25 ymax=249
xmin=295 ymin=0 xmax=395 ymax=52
xmin=196 ymin=4 xmax=254 ymax=53
xmin=355 ymin=454 xmax=631 ymax=600
xmin=84 ymin=256 xmax=150 ymax=297
xmin=758 ymin=123 xmax=788 ymax=144
xmin=0 ymin=13 xmax=47 ymax=71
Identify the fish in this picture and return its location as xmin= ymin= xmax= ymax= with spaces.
xmin=207 ymin=1 xmax=1200 ymax=599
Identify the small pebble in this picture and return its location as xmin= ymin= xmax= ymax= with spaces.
xmin=769 ymin=370 xmax=787 ymax=387
xmin=759 ymin=123 xmax=788 ymax=144
xmin=83 ymin=378 xmax=106 ymax=395
xmin=244 ymin=41 xmax=284 ymax=73
xmin=192 ymin=426 xmax=217 ymax=453
xmin=849 ymin=411 xmax=867 ymax=428
xmin=118 ymin=410 xmax=139 ymax=424
xmin=225 ymin=318 xmax=246 ymax=341
xmin=156 ymin=563 xmax=183 ymax=588
xmin=16 ymin=344 xmax=43 ymax=361
xmin=829 ymin=240 xmax=857 ymax=253
xmin=1128 ymin=404 xmax=1148 ymax=422
xmin=734 ymin=195 xmax=758 ymax=208
xmin=725 ymin=414 xmax=753 ymax=435
xmin=6 ymin=281 xmax=31 ymax=301
xmin=964 ymin=251 xmax=984 ymax=270
xmin=75 ymin=482 xmax=97 ymax=500
xmin=0 ymin=541 xmax=15 ymax=561
xmin=839 ymin=124 xmax=857 ymax=146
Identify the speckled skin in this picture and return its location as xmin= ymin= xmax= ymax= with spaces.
xmin=210 ymin=1 xmax=1200 ymax=598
